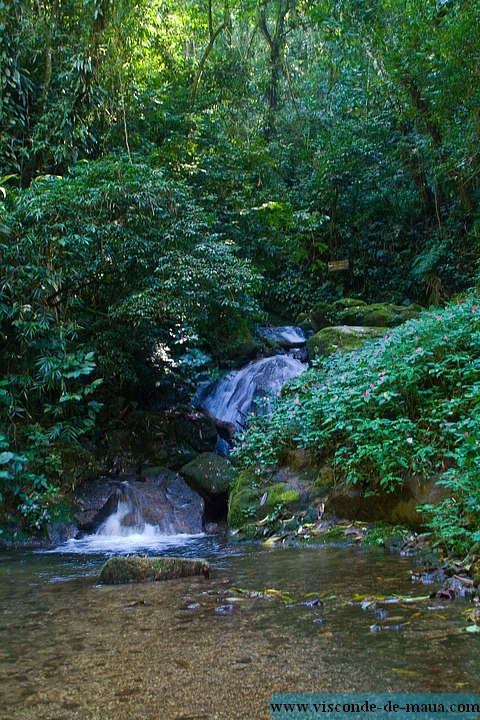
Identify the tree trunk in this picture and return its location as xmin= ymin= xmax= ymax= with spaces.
xmin=404 ymin=75 xmax=476 ymax=217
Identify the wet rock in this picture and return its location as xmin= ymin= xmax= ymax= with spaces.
xmin=76 ymin=469 xmax=204 ymax=535
xmin=99 ymin=556 xmax=210 ymax=584
xmin=257 ymin=326 xmax=307 ymax=349
xmin=227 ymin=469 xmax=302 ymax=529
xmin=167 ymin=408 xmax=218 ymax=454
xmin=306 ymin=325 xmax=388 ymax=360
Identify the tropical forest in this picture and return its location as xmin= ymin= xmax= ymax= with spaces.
xmin=1 ymin=1 xmax=479 ymax=718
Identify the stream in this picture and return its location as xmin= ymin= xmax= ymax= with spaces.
xmin=1 ymin=537 xmax=479 ymax=720
xmin=2 ymin=328 xmax=479 ymax=719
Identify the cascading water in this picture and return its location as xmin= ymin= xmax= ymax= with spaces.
xmin=256 ymin=325 xmax=307 ymax=348
xmin=55 ymin=475 xmax=205 ymax=554
xmin=200 ymin=327 xmax=308 ymax=431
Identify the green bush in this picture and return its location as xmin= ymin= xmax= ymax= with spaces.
xmin=235 ymin=296 xmax=480 ymax=553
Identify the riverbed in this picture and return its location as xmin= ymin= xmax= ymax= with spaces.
xmin=1 ymin=538 xmax=478 ymax=720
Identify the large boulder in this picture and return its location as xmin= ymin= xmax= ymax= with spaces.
xmin=338 ymin=302 xmax=420 ymax=327
xmin=181 ymin=452 xmax=236 ymax=500
xmin=306 ymin=325 xmax=388 ymax=360
xmin=99 ymin=407 xmax=218 ymax=474
xmin=325 ymin=475 xmax=451 ymax=529
xmin=99 ymin=556 xmax=210 ymax=584
xmin=228 ymin=469 xmax=308 ymax=529
xmin=306 ymin=299 xmax=420 ymax=333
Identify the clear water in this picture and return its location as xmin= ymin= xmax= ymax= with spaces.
xmin=1 ymin=539 xmax=479 ymax=720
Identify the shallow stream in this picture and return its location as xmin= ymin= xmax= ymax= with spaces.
xmin=1 ymin=537 xmax=478 ymax=720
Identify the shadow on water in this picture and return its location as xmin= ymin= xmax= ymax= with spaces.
xmin=1 ymin=538 xmax=479 ymax=720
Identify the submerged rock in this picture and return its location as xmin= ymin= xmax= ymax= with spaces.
xmin=99 ymin=556 xmax=210 ymax=584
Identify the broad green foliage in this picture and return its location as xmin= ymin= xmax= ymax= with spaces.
xmin=0 ymin=154 xmax=258 ymax=530
xmin=235 ymin=297 xmax=480 ymax=552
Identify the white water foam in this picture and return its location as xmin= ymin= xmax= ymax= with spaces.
xmin=51 ymin=530 xmax=204 ymax=555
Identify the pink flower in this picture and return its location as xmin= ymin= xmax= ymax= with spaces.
xmin=314 ymin=383 xmax=319 ymax=388
xmin=370 ymin=383 xmax=374 ymax=388
xmin=473 ymin=306 xmax=477 ymax=313
xmin=294 ymin=397 xmax=299 ymax=404
xmin=464 ymin=432 xmax=469 ymax=437
xmin=349 ymin=389 xmax=354 ymax=394
xmin=425 ymin=312 xmax=430 ymax=316
xmin=232 ymin=446 xmax=237 ymax=451
xmin=416 ymin=347 xmax=422 ymax=353
xmin=363 ymin=391 xmax=370 ymax=397
xmin=436 ymin=315 xmax=441 ymax=320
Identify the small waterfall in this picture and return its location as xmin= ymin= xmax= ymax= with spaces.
xmin=201 ymin=353 xmax=307 ymax=430
xmin=56 ymin=474 xmax=205 ymax=554
xmin=257 ymin=325 xmax=307 ymax=348
xmin=96 ymin=483 xmax=174 ymax=537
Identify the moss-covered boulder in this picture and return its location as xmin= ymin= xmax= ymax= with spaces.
xmin=306 ymin=325 xmax=388 ymax=359
xmin=308 ymin=299 xmax=366 ymax=331
xmin=99 ymin=556 xmax=210 ymax=585
xmin=334 ymin=298 xmax=368 ymax=310
xmin=228 ymin=469 xmax=301 ymax=529
xmin=181 ymin=452 xmax=236 ymax=499
xmin=338 ymin=303 xmax=420 ymax=327
xmin=221 ymin=319 xmax=258 ymax=364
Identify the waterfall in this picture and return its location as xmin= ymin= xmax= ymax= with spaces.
xmin=55 ymin=474 xmax=205 ymax=554
xmin=257 ymin=325 xmax=307 ymax=348
xmin=200 ymin=341 xmax=307 ymax=431
xmin=96 ymin=482 xmax=175 ymax=537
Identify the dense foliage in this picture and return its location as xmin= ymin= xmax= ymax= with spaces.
xmin=0 ymin=156 xmax=258 ymax=529
xmin=235 ymin=296 xmax=480 ymax=552
xmin=1 ymin=0 xmax=480 ymax=539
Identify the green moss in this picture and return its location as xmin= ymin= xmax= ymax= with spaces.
xmin=306 ymin=325 xmax=387 ymax=359
xmin=99 ymin=556 xmax=210 ymax=584
xmin=181 ymin=452 xmax=236 ymax=498
xmin=338 ymin=303 xmax=420 ymax=327
xmin=228 ymin=471 xmax=300 ymax=529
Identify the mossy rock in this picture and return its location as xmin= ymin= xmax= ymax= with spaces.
xmin=181 ymin=452 xmax=236 ymax=499
xmin=306 ymin=325 xmax=387 ymax=359
xmin=338 ymin=303 xmax=420 ymax=328
xmin=221 ymin=319 xmax=258 ymax=364
xmin=99 ymin=556 xmax=210 ymax=585
xmin=228 ymin=470 xmax=300 ymax=529
xmin=333 ymin=298 xmax=367 ymax=310
xmin=309 ymin=301 xmax=337 ymax=331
